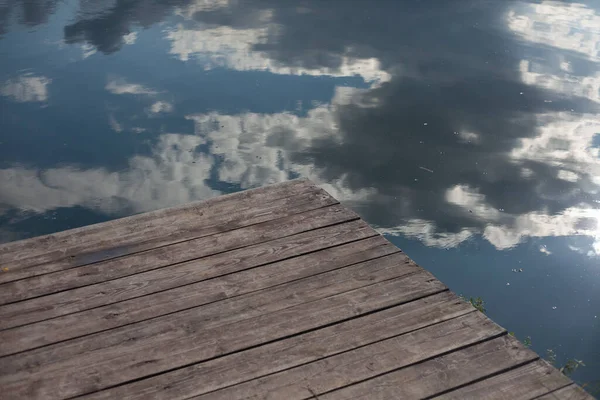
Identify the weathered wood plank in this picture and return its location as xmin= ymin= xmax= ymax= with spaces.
xmin=1 ymin=179 xmax=582 ymax=400
xmin=432 ymin=360 xmax=573 ymax=400
xmin=0 ymin=179 xmax=312 ymax=263
xmin=534 ymin=385 xmax=596 ymax=400
xmin=0 ymin=180 xmax=331 ymax=283
xmin=319 ymin=335 xmax=539 ymax=400
xmin=193 ymin=311 xmax=504 ymax=400
xmin=0 ymin=234 xmax=399 ymax=355
xmin=0 ymin=221 xmax=383 ymax=331
xmin=81 ymin=291 xmax=473 ymax=400
xmin=0 ymin=271 xmax=446 ymax=399
xmin=0 ymin=254 xmax=424 ymax=370
xmin=0 ymin=204 xmax=356 ymax=304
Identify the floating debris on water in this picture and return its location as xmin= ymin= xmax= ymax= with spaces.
xmin=419 ymin=166 xmax=434 ymax=173
xmin=552 ymin=306 xmax=557 ymax=310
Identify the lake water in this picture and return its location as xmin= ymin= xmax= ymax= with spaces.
xmin=1 ymin=0 xmax=599 ymax=393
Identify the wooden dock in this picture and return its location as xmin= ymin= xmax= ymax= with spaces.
xmin=0 ymin=179 xmax=592 ymax=399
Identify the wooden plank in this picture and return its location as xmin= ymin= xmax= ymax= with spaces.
xmin=535 ymin=385 xmax=596 ymax=400
xmin=319 ymin=335 xmax=539 ymax=400
xmin=0 ymin=203 xmax=356 ymax=304
xmin=431 ymin=360 xmax=576 ymax=400
xmin=0 ymin=179 xmax=312 ymax=264
xmin=81 ymin=291 xmax=474 ymax=400
xmin=0 ymin=221 xmax=384 ymax=331
xmin=192 ymin=311 xmax=504 ymax=400
xmin=0 ymin=180 xmax=331 ymax=283
xmin=0 ymin=234 xmax=399 ymax=355
xmin=0 ymin=253 xmax=424 ymax=370
xmin=0 ymin=271 xmax=446 ymax=399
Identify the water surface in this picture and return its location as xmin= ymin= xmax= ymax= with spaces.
xmin=1 ymin=0 xmax=599 ymax=392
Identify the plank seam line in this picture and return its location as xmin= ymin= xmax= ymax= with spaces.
xmin=64 ymin=288 xmax=450 ymax=400
xmin=0 ymin=199 xmax=341 ymax=286
xmin=178 ymin=309 xmax=480 ymax=400
xmin=218 ymin=268 xmax=430 ymax=333
xmin=0 ymin=207 xmax=357 ymax=305
xmin=296 ymin=327 xmax=508 ymax=400
xmin=0 ymin=238 xmax=398 ymax=355
xmin=0 ymin=249 xmax=407 ymax=358
xmin=0 ymin=183 xmax=320 ymax=268
xmin=421 ymin=356 xmax=542 ymax=399
xmin=0 ymin=232 xmax=386 ymax=333
xmin=530 ymin=383 xmax=579 ymax=400
xmin=0 ymin=178 xmax=312 ymax=253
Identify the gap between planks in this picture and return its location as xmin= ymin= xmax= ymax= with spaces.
xmin=0 ymin=179 xmax=331 ymax=284
xmin=0 ymin=179 xmax=313 ymax=263
xmin=0 ymin=203 xmax=357 ymax=305
xmin=187 ymin=311 xmax=508 ymax=400
xmin=532 ymin=385 xmax=596 ymax=400
xmin=0 ymin=234 xmax=400 ymax=356
xmin=80 ymin=291 xmax=474 ymax=400
xmin=0 ymin=219 xmax=385 ymax=331
xmin=0 ymin=270 xmax=448 ymax=399
xmin=430 ymin=359 xmax=576 ymax=400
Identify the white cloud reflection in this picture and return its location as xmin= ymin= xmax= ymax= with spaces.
xmin=105 ymin=78 xmax=158 ymax=95
xmin=1 ymin=74 xmax=52 ymax=103
xmin=148 ymin=101 xmax=174 ymax=114
xmin=509 ymin=2 xmax=600 ymax=104
xmin=185 ymin=88 xmax=600 ymax=255
xmin=0 ymin=134 xmax=218 ymax=215
xmin=507 ymin=2 xmax=600 ymax=62
xmin=2 ymin=83 xmax=600 ymax=256
xmin=165 ymin=21 xmax=391 ymax=85
xmin=518 ymin=59 xmax=600 ymax=103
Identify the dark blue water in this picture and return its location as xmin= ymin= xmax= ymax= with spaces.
xmin=1 ymin=0 xmax=599 ymax=393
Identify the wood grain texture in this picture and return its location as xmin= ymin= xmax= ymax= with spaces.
xmin=0 ymin=265 xmax=446 ymax=399
xmin=1 ymin=252 xmax=418 ymax=370
xmin=0 ymin=180 xmax=582 ymax=400
xmin=0 ymin=203 xmax=356 ymax=304
xmin=81 ymin=291 xmax=473 ymax=400
xmin=320 ymin=335 xmax=539 ymax=400
xmin=0 ymin=179 xmax=312 ymax=262
xmin=432 ymin=359 xmax=573 ymax=400
xmin=534 ymin=385 xmax=596 ymax=400
xmin=0 ymin=234 xmax=399 ymax=355
xmin=0 ymin=219 xmax=382 ymax=331
xmin=193 ymin=311 xmax=504 ymax=400
xmin=0 ymin=179 xmax=330 ymax=283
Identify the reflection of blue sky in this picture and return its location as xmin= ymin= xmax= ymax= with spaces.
xmin=1 ymin=0 xmax=600 ymax=388
xmin=1 ymin=0 xmax=600 ymax=257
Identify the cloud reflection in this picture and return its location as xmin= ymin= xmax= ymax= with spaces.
xmin=105 ymin=77 xmax=158 ymax=96
xmin=0 ymin=134 xmax=218 ymax=215
xmin=2 ymin=0 xmax=600 ymax=259
xmin=1 ymin=74 xmax=52 ymax=103
xmin=165 ymin=23 xmax=391 ymax=85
